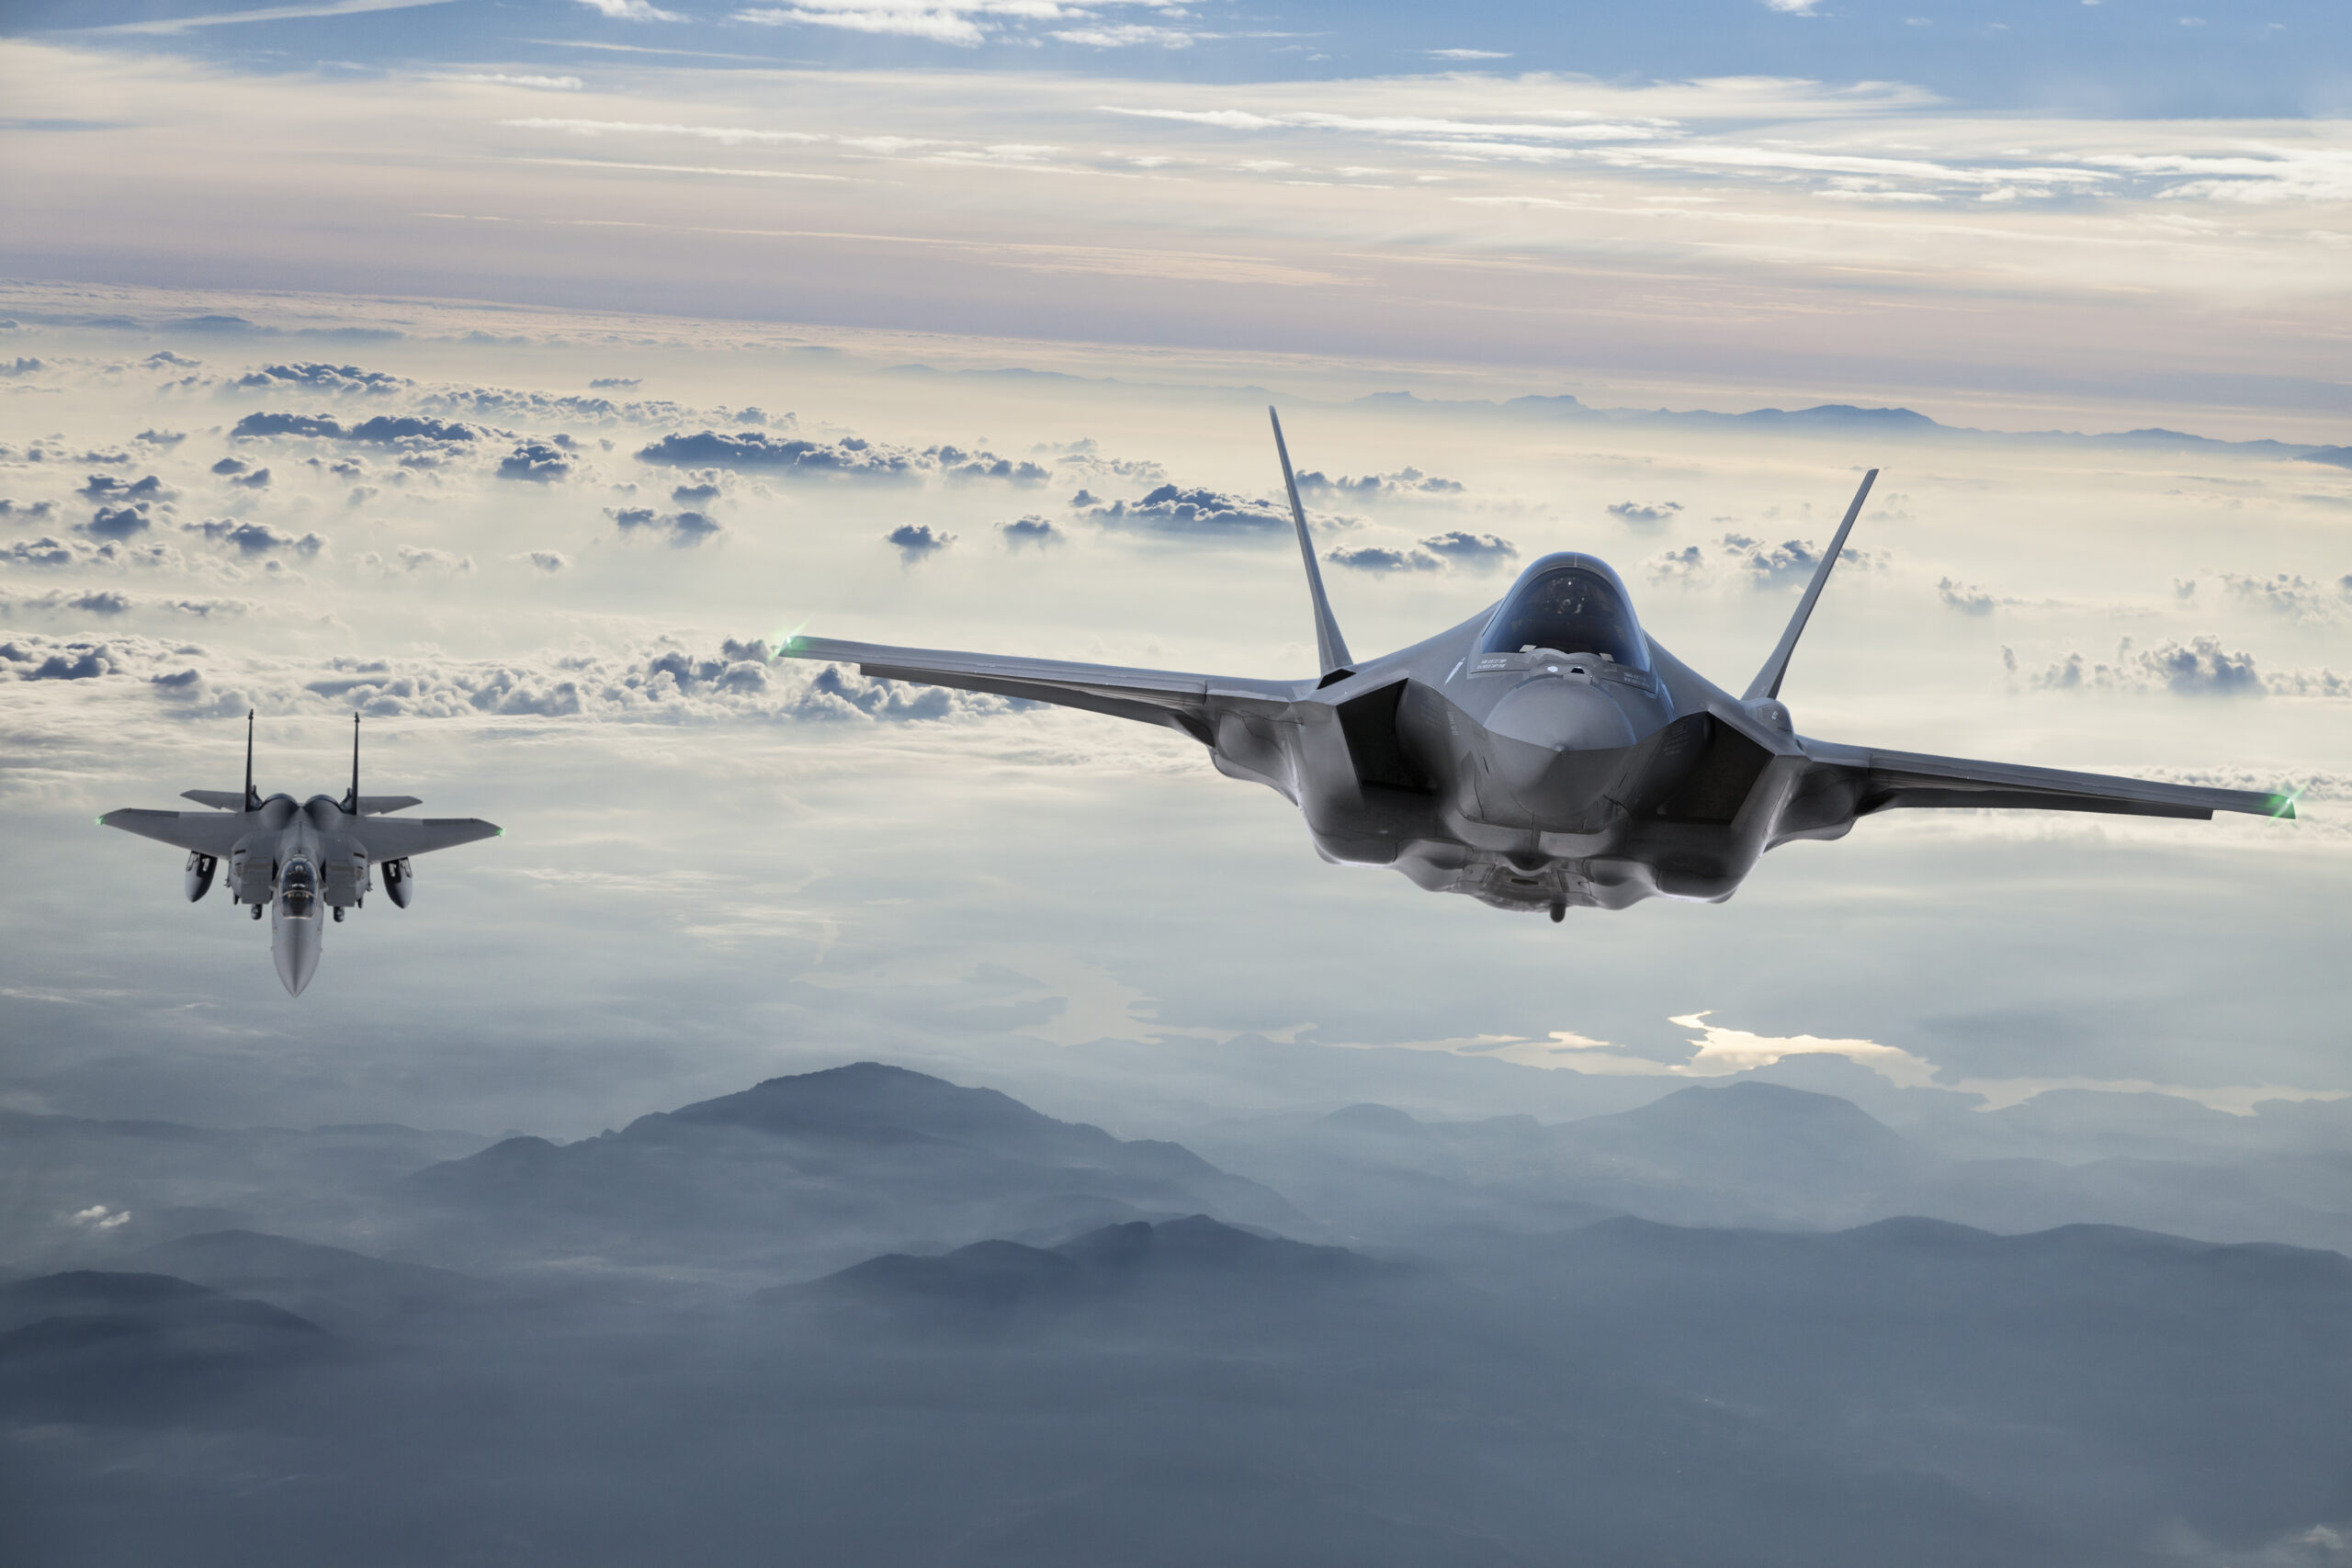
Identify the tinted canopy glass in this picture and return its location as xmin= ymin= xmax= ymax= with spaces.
xmin=279 ymin=861 xmax=317 ymax=918
xmin=1480 ymin=566 xmax=1649 ymax=668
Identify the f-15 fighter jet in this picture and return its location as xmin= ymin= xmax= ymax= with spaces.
xmin=100 ymin=714 xmax=500 ymax=993
xmin=783 ymin=411 xmax=2293 ymax=919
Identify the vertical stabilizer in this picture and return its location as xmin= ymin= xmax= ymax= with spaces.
xmin=243 ymin=708 xmax=260 ymax=811
xmin=1743 ymin=469 xmax=1878 ymax=703
xmin=342 ymin=713 xmax=359 ymax=814
xmin=1269 ymin=407 xmax=1353 ymax=681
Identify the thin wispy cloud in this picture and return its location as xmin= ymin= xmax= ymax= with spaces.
xmin=501 ymin=118 xmax=827 ymax=145
xmin=732 ymin=0 xmax=1192 ymax=47
xmin=573 ymin=0 xmax=687 ymax=18
xmin=434 ymin=73 xmax=586 ymax=90
xmin=78 ymin=0 xmax=457 ymax=33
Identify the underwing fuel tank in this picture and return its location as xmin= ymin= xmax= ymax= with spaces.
xmin=383 ymin=857 xmax=413 ymax=908
xmin=183 ymin=852 xmax=217 ymax=902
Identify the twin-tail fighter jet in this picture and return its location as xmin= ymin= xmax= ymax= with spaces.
xmin=101 ymin=714 xmax=500 ymax=994
xmin=782 ymin=410 xmax=2294 ymax=919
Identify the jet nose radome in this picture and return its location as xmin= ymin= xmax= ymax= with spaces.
xmin=1482 ymin=672 xmax=1638 ymax=756
xmin=273 ymin=919 xmax=322 ymax=997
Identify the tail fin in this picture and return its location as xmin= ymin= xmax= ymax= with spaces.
xmin=341 ymin=713 xmax=359 ymax=815
xmin=1269 ymin=407 xmax=1353 ymax=682
xmin=243 ymin=708 xmax=261 ymax=811
xmin=1743 ymin=468 xmax=1878 ymax=703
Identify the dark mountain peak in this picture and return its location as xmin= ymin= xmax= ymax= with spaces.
xmin=655 ymin=1061 xmax=1103 ymax=1154
xmin=1 ymin=1269 xmax=216 ymax=1314
xmin=801 ymin=1217 xmax=1376 ymax=1314
xmin=1055 ymin=1214 xmax=1365 ymax=1278
xmin=1614 ymin=1078 xmax=1901 ymax=1135
xmin=0 ymin=1269 xmax=327 ymax=1346
xmin=763 ymin=1061 xmax=934 ymax=1092
xmin=821 ymin=1239 xmax=1080 ymax=1308
xmin=1320 ymin=1103 xmax=1424 ymax=1135
xmin=405 ymin=1065 xmax=1311 ymax=1258
xmin=1788 ymin=403 xmax=1937 ymax=426
xmin=1838 ymin=1215 xmax=2001 ymax=1249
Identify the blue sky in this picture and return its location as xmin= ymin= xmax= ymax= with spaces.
xmin=14 ymin=0 xmax=2351 ymax=118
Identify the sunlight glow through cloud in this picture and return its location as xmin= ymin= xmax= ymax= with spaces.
xmin=1399 ymin=1013 xmax=2352 ymax=1116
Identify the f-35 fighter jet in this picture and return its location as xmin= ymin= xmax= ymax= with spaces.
xmin=101 ymin=714 xmax=500 ymax=993
xmin=783 ymin=411 xmax=2293 ymax=919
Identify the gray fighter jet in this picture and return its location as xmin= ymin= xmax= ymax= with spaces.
xmin=784 ymin=411 xmax=2293 ymax=919
xmin=100 ymin=714 xmax=501 ymax=993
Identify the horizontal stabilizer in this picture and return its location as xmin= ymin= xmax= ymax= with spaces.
xmin=356 ymin=795 xmax=422 ymax=815
xmin=181 ymin=789 xmax=247 ymax=811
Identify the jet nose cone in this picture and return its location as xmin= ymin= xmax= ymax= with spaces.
xmin=1484 ymin=674 xmax=1638 ymax=754
xmin=273 ymin=920 xmax=322 ymax=997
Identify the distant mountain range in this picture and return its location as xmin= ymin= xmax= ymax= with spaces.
xmin=1193 ymin=1077 xmax=2352 ymax=1252
xmin=878 ymin=363 xmax=2350 ymax=459
xmin=397 ymin=1062 xmax=1313 ymax=1279
xmin=7 ymin=1058 xmax=2352 ymax=1568
xmin=1347 ymin=389 xmax=2352 ymax=459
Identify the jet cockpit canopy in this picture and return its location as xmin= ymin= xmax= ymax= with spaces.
xmin=279 ymin=859 xmax=318 ymax=919
xmin=1479 ymin=555 xmax=1651 ymax=671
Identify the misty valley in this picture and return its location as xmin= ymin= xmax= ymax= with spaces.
xmin=5 ymin=1062 xmax=2350 ymax=1567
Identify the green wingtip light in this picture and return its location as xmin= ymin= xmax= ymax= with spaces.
xmin=2269 ymin=787 xmax=2303 ymax=821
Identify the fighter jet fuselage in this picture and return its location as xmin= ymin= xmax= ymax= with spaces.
xmin=1204 ymin=553 xmax=1798 ymax=914
xmin=785 ymin=412 xmax=2291 ymax=918
xmin=102 ymin=715 xmax=498 ymax=992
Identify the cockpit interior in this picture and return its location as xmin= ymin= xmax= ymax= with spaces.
xmin=1479 ymin=564 xmax=1650 ymax=670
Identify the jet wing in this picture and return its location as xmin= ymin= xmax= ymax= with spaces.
xmin=1804 ymin=740 xmax=2294 ymax=820
xmin=180 ymin=789 xmax=248 ymax=810
xmin=354 ymin=817 xmax=502 ymax=860
xmin=782 ymin=636 xmax=1306 ymax=742
xmin=100 ymin=807 xmax=252 ymax=855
